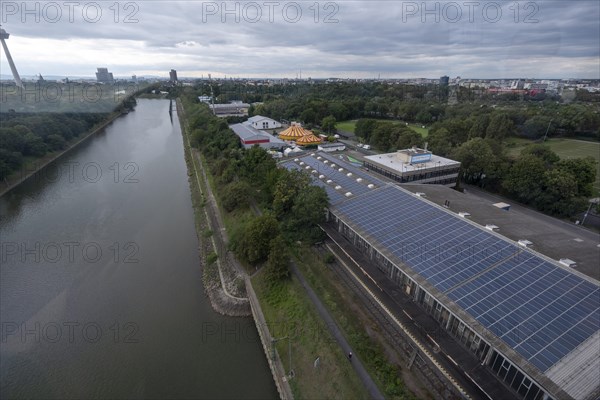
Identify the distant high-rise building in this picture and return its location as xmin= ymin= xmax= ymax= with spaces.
xmin=131 ymin=75 xmax=137 ymax=83
xmin=96 ymin=68 xmax=114 ymax=83
xmin=169 ymin=69 xmax=178 ymax=82
xmin=439 ymin=75 xmax=449 ymax=86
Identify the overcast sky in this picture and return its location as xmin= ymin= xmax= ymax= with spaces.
xmin=1 ymin=0 xmax=599 ymax=79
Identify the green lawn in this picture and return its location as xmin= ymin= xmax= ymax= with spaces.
xmin=506 ymin=138 xmax=600 ymax=196
xmin=337 ymin=120 xmax=358 ymax=134
xmin=337 ymin=119 xmax=429 ymax=137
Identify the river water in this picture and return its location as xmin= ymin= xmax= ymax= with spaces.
xmin=0 ymin=99 xmax=277 ymax=399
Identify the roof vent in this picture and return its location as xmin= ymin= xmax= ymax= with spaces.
xmin=312 ymin=170 xmax=318 ymax=174
xmin=493 ymin=202 xmax=511 ymax=211
xmin=305 ymin=166 xmax=311 ymax=170
xmin=324 ymin=160 xmax=329 ymax=164
xmin=458 ymin=212 xmax=471 ymax=218
xmin=559 ymin=258 xmax=577 ymax=268
xmin=335 ymin=185 xmax=342 ymax=190
xmin=338 ymin=168 xmax=344 ymax=172
xmin=299 ymin=162 xmax=304 ymax=166
xmin=485 ymin=224 xmax=499 ymax=231
xmin=310 ymin=153 xmax=316 ymax=156
xmin=367 ymin=184 xmax=375 ymax=189
xmin=356 ymin=178 xmax=363 ymax=183
xmin=518 ymin=240 xmax=533 ymax=248
xmin=415 ymin=192 xmax=426 ymax=197
xmin=346 ymin=173 xmax=353 ymax=177
xmin=317 ymin=156 xmax=322 ymax=160
xmin=326 ymin=180 xmax=333 ymax=184
xmin=330 ymin=163 xmax=336 ymax=168
xmin=345 ymin=192 xmax=353 ymax=197
xmin=294 ymin=158 xmax=299 ymax=162
xmin=319 ymin=175 xmax=325 ymax=179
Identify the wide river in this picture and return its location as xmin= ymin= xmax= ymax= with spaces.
xmin=0 ymin=99 xmax=277 ymax=399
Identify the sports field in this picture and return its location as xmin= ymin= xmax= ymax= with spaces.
xmin=337 ymin=119 xmax=429 ymax=137
xmin=507 ymin=138 xmax=600 ymax=196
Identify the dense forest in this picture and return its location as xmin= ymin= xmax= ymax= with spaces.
xmin=190 ymin=80 xmax=599 ymax=218
xmin=0 ymin=96 xmax=137 ymax=181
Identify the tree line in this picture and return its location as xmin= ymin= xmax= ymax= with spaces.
xmin=0 ymin=112 xmax=110 ymax=180
xmin=181 ymin=90 xmax=327 ymax=287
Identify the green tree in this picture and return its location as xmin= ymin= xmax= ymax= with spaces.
xmin=522 ymin=116 xmax=553 ymax=139
xmin=395 ymin=129 xmax=423 ymax=150
xmin=537 ymin=168 xmax=581 ymax=216
xmin=451 ymin=138 xmax=501 ymax=186
xmin=272 ymin=169 xmax=311 ymax=218
xmin=485 ymin=113 xmax=514 ymax=141
xmin=503 ymin=155 xmax=547 ymax=203
xmin=520 ymin=145 xmax=560 ymax=165
xmin=234 ymin=214 xmax=280 ymax=265
xmin=321 ymin=115 xmax=337 ymax=133
xmin=46 ymin=134 xmax=67 ymax=151
xmin=22 ymin=132 xmax=47 ymax=157
xmin=265 ymin=235 xmax=291 ymax=286
xmin=300 ymin=109 xmax=317 ymax=125
xmin=355 ymin=119 xmax=377 ymax=141
xmin=557 ymin=157 xmax=597 ymax=197
xmin=222 ymin=180 xmax=251 ymax=212
xmin=287 ymin=185 xmax=328 ymax=242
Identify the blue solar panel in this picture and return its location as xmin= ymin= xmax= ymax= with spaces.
xmin=331 ymin=183 xmax=600 ymax=374
xmin=281 ymin=153 xmax=382 ymax=205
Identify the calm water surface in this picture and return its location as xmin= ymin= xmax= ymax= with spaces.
xmin=0 ymin=99 xmax=277 ymax=399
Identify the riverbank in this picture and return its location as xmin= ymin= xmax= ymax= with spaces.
xmin=0 ymin=110 xmax=125 ymax=197
xmin=176 ymin=98 xmax=294 ymax=399
xmin=176 ymin=98 xmax=252 ymax=317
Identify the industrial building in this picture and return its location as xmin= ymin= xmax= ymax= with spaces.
xmin=211 ymin=101 xmax=250 ymax=117
xmin=363 ymin=147 xmax=461 ymax=186
xmin=318 ymin=143 xmax=346 ymax=152
xmin=281 ymin=152 xmax=600 ymax=400
xmin=230 ymin=120 xmax=286 ymax=149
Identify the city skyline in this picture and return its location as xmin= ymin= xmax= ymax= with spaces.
xmin=0 ymin=1 xmax=599 ymax=79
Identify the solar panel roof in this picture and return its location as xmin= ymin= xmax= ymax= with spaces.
xmin=280 ymin=153 xmax=383 ymax=206
xmin=332 ymin=183 xmax=600 ymax=374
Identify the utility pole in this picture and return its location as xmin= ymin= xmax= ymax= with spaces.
xmin=542 ymin=119 xmax=553 ymax=142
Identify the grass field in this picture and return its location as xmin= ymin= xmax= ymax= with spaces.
xmin=506 ymin=138 xmax=600 ymax=196
xmin=253 ymin=271 xmax=370 ymax=400
xmin=337 ymin=120 xmax=429 ymax=137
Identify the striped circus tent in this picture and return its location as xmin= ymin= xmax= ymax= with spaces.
xmin=296 ymin=132 xmax=322 ymax=145
xmin=278 ymin=123 xmax=311 ymax=140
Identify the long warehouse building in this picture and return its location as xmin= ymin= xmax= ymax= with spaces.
xmin=281 ymin=152 xmax=600 ymax=400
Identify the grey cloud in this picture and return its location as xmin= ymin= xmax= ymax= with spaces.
xmin=0 ymin=0 xmax=598 ymax=77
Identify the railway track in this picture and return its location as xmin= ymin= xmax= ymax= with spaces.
xmin=322 ymin=241 xmax=475 ymax=400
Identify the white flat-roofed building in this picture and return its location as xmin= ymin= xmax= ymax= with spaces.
xmin=363 ymin=147 xmax=461 ymax=186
